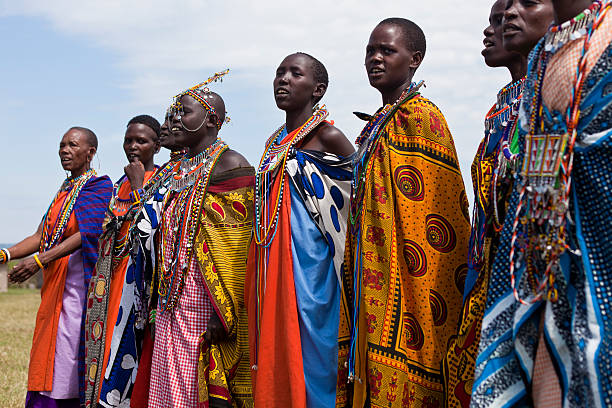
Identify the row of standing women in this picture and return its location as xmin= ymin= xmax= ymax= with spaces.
xmin=3 ymin=2 xmax=612 ymax=407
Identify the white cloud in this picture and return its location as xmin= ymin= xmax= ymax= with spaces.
xmin=0 ymin=0 xmax=514 ymax=241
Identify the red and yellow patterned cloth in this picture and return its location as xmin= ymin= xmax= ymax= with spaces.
xmin=338 ymin=96 xmax=470 ymax=408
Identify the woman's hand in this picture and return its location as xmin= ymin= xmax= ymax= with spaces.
xmin=9 ymin=257 xmax=41 ymax=283
xmin=124 ymin=161 xmax=145 ymax=191
xmin=204 ymin=312 xmax=227 ymax=345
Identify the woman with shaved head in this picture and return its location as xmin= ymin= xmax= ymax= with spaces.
xmin=442 ymin=1 xmax=553 ymax=406
xmin=1 ymin=127 xmax=112 ymax=407
xmin=471 ymin=0 xmax=612 ymax=407
xmin=124 ymin=72 xmax=254 ymax=407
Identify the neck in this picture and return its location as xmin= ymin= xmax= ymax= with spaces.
xmin=70 ymin=166 xmax=90 ymax=179
xmin=143 ymin=160 xmax=156 ymax=172
xmin=553 ymin=0 xmax=594 ymax=24
xmin=285 ymin=104 xmax=315 ymax=134
xmin=507 ymin=56 xmax=528 ymax=82
xmin=187 ymin=134 xmax=217 ymax=158
xmin=381 ymin=76 xmax=414 ymax=106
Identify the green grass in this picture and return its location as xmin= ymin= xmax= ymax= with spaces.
xmin=0 ymin=288 xmax=40 ymax=407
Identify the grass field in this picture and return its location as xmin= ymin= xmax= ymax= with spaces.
xmin=0 ymin=288 xmax=40 ymax=408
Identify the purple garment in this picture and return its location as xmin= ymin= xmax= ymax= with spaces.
xmin=40 ymin=249 xmax=85 ymax=400
xmin=25 ymin=392 xmax=79 ymax=408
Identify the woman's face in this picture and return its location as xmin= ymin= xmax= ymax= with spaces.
xmin=58 ymin=129 xmax=95 ymax=175
xmin=169 ymin=94 xmax=209 ymax=149
xmin=502 ymin=0 xmax=554 ymax=57
xmin=123 ymin=123 xmax=159 ymax=166
xmin=482 ymin=0 xmax=522 ymax=68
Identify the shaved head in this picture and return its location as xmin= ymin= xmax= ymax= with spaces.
xmin=68 ymin=126 xmax=98 ymax=149
xmin=205 ymin=91 xmax=226 ymax=128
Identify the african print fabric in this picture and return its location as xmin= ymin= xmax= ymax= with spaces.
xmin=83 ymin=171 xmax=155 ymax=408
xmin=471 ymin=6 xmax=612 ymax=408
xmin=194 ymin=169 xmax=255 ymax=408
xmin=246 ymin=136 xmax=351 ymax=407
xmin=145 ymin=163 xmax=254 ymax=408
xmin=442 ymin=80 xmax=523 ymax=408
xmin=337 ymin=93 xmax=470 ymax=408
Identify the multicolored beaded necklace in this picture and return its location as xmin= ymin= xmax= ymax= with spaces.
xmin=508 ymin=1 xmax=610 ymax=305
xmin=40 ymin=169 xmax=96 ymax=252
xmin=253 ymin=106 xmax=328 ymax=246
xmin=469 ymin=78 xmax=525 ymax=272
xmin=251 ymin=106 xmax=328 ymax=367
xmin=157 ymin=139 xmax=227 ymax=312
xmin=346 ymin=81 xmax=423 ymax=383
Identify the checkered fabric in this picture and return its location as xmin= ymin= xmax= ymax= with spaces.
xmin=148 ymin=195 xmax=214 ymax=408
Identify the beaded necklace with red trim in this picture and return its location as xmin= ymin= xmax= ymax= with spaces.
xmin=253 ymin=106 xmax=328 ymax=247
xmin=251 ymin=106 xmax=328 ymax=368
xmin=468 ymin=78 xmax=525 ymax=273
xmin=508 ymin=1 xmax=609 ymax=305
xmin=157 ymin=139 xmax=227 ymax=313
xmin=40 ymin=168 xmax=96 ymax=252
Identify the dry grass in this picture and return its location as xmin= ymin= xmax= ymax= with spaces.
xmin=0 ymin=288 xmax=40 ymax=408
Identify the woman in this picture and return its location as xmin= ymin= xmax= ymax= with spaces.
xmin=471 ymin=0 xmax=612 ymax=406
xmin=137 ymin=71 xmax=254 ymax=407
xmin=246 ymin=52 xmax=353 ymax=408
xmin=83 ymin=115 xmax=160 ymax=408
xmin=2 ymin=126 xmax=112 ymax=407
xmin=443 ymin=1 xmax=553 ymax=406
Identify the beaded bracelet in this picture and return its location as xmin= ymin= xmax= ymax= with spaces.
xmin=130 ymin=188 xmax=144 ymax=204
xmin=0 ymin=248 xmax=9 ymax=264
xmin=33 ymin=254 xmax=45 ymax=270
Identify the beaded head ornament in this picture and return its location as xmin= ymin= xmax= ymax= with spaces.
xmin=167 ymin=69 xmax=231 ymax=130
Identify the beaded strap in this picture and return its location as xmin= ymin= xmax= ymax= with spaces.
xmin=40 ymin=169 xmax=96 ymax=252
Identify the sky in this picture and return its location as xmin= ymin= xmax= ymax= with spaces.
xmin=0 ymin=0 xmax=511 ymax=243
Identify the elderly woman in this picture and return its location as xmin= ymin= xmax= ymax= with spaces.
xmin=1 ymin=127 xmax=112 ymax=407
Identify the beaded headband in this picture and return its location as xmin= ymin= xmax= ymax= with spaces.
xmin=168 ymin=69 xmax=231 ymax=130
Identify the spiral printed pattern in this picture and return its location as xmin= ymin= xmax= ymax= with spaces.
xmin=403 ymin=313 xmax=424 ymax=350
xmin=426 ymin=214 xmax=456 ymax=253
xmin=394 ymin=165 xmax=425 ymax=201
xmin=429 ymin=289 xmax=448 ymax=326
xmin=402 ymin=240 xmax=428 ymax=277
xmin=455 ymin=263 xmax=468 ymax=294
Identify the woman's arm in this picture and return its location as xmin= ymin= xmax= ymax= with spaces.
xmin=8 ymin=232 xmax=82 ymax=283
xmin=4 ymin=221 xmax=43 ymax=261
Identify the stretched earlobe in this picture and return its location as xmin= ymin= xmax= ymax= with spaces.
xmin=410 ymin=51 xmax=424 ymax=69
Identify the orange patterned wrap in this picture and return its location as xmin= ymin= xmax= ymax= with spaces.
xmin=338 ymin=96 xmax=470 ymax=408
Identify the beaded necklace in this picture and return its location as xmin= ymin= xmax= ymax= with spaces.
xmin=469 ymin=79 xmax=525 ymax=273
xmin=346 ymin=81 xmax=423 ymax=383
xmin=40 ymin=169 xmax=96 ymax=252
xmin=509 ymin=1 xmax=610 ymax=305
xmin=349 ymin=81 xmax=423 ymax=230
xmin=545 ymin=2 xmax=600 ymax=52
xmin=253 ymin=106 xmax=328 ymax=247
xmin=251 ymin=107 xmax=328 ymax=367
xmin=157 ymin=139 xmax=227 ymax=312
